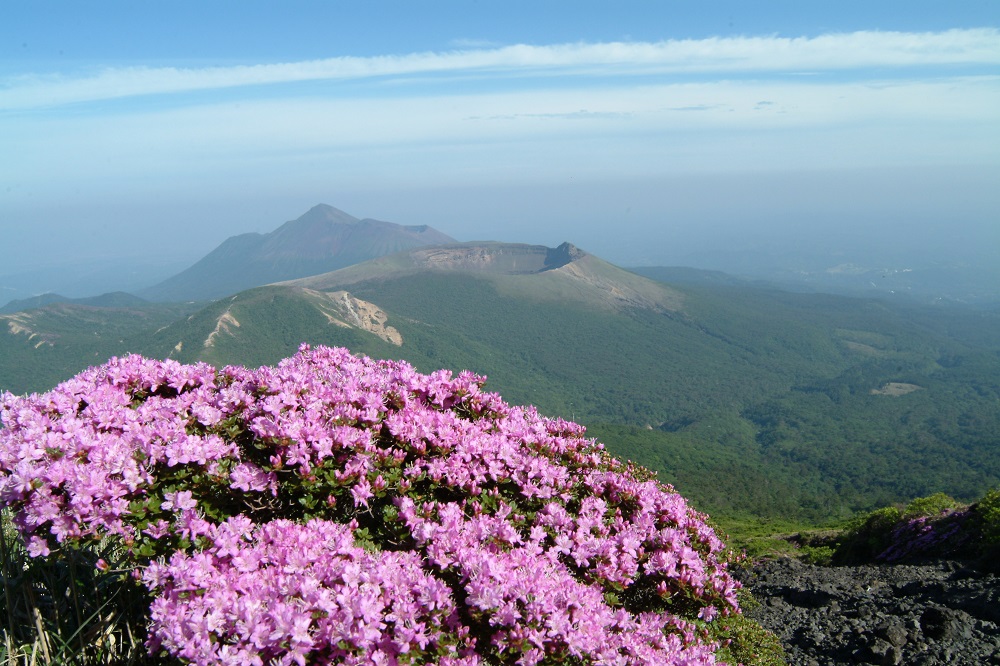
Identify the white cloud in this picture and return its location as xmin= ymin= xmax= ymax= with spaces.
xmin=2 ymin=29 xmax=998 ymax=110
xmin=4 ymin=74 xmax=997 ymax=202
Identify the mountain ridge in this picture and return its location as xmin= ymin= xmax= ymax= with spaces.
xmin=285 ymin=240 xmax=684 ymax=313
xmin=0 ymin=291 xmax=151 ymax=315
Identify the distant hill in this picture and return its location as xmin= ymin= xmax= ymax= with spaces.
xmin=627 ymin=266 xmax=754 ymax=288
xmin=1 ymin=291 xmax=151 ymax=315
xmin=139 ymin=204 xmax=456 ymax=302
xmin=0 ymin=293 xmax=68 ymax=314
xmin=0 ymin=257 xmax=191 ymax=310
xmin=0 ymin=299 xmax=199 ymax=393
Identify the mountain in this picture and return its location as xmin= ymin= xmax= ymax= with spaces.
xmin=287 ymin=241 xmax=683 ymax=313
xmin=133 ymin=243 xmax=1000 ymax=523
xmin=0 ymin=291 xmax=151 ymax=315
xmin=3 ymin=241 xmax=999 ymax=526
xmin=138 ymin=241 xmax=685 ymax=370
xmin=139 ymin=204 xmax=456 ymax=302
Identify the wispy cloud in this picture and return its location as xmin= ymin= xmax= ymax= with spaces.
xmin=448 ymin=38 xmax=504 ymax=50
xmin=5 ymin=75 xmax=996 ymax=193
xmin=3 ymin=29 xmax=998 ymax=110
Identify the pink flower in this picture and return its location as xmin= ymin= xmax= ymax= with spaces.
xmin=162 ymin=490 xmax=198 ymax=512
xmin=27 ymin=535 xmax=50 ymax=557
xmin=0 ymin=345 xmax=740 ymax=666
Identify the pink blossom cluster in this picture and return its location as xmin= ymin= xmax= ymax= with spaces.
xmin=397 ymin=499 xmax=719 ymax=665
xmin=0 ymin=355 xmax=242 ymax=556
xmin=1 ymin=344 xmax=741 ymax=665
xmin=144 ymin=516 xmax=474 ymax=666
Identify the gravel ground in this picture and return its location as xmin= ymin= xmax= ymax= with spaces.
xmin=738 ymin=557 xmax=1000 ymax=665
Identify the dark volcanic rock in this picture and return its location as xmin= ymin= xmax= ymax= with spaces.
xmin=739 ymin=557 xmax=1000 ymax=665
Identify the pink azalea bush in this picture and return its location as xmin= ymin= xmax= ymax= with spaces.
xmin=1 ymin=344 xmax=742 ymax=665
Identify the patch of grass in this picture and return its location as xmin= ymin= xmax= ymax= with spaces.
xmin=711 ymin=590 xmax=787 ymax=666
xmin=0 ymin=511 xmax=159 ymax=665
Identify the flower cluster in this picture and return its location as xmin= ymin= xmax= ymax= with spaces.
xmin=144 ymin=517 xmax=473 ymax=666
xmin=1 ymin=344 xmax=740 ymax=665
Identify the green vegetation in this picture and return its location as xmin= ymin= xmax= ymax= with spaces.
xmin=832 ymin=506 xmax=907 ymax=564
xmin=710 ymin=590 xmax=787 ymax=666
xmin=902 ymin=492 xmax=964 ymax=518
xmin=0 ymin=302 xmax=199 ymax=395
xmin=4 ymin=264 xmax=998 ymax=664
xmin=2 ymin=273 xmax=999 ymax=535
xmin=733 ymin=489 xmax=1000 ymax=569
xmin=977 ymin=488 xmax=1000 ymax=544
xmin=0 ymin=510 xmax=155 ymax=665
xmin=829 ymin=489 xmax=1000 ymax=568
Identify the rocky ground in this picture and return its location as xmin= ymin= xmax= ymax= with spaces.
xmin=739 ymin=557 xmax=1000 ymax=665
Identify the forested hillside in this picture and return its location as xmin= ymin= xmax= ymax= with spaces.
xmin=2 ymin=267 xmax=998 ymax=525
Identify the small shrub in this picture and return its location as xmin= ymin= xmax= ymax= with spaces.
xmin=798 ymin=545 xmax=834 ymax=566
xmin=833 ymin=490 xmax=1000 ymax=567
xmin=975 ymin=487 xmax=1000 ymax=544
xmin=833 ymin=506 xmax=901 ymax=564
xmin=713 ymin=616 xmax=786 ymax=666
xmin=709 ymin=590 xmax=786 ymax=666
xmin=876 ymin=509 xmax=970 ymax=563
xmin=736 ymin=536 xmax=798 ymax=561
xmin=904 ymin=492 xmax=961 ymax=518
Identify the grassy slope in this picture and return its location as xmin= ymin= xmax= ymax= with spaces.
xmin=0 ymin=302 xmax=200 ymax=394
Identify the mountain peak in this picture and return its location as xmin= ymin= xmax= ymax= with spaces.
xmin=546 ymin=242 xmax=585 ymax=269
xmin=295 ymin=204 xmax=360 ymax=226
xmin=140 ymin=206 xmax=456 ymax=302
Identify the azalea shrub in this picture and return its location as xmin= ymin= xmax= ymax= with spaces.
xmin=833 ymin=490 xmax=1000 ymax=567
xmin=1 ymin=344 xmax=748 ymax=665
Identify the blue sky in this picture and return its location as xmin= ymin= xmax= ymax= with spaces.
xmin=1 ymin=1 xmax=998 ymax=294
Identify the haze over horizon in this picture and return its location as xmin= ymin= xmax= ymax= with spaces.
xmin=2 ymin=1 xmax=998 ymax=300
